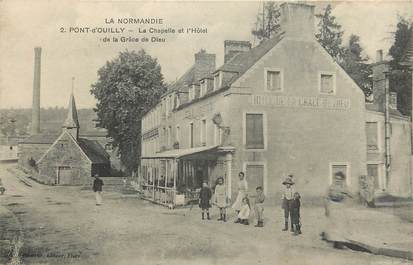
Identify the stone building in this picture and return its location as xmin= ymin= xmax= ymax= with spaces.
xmin=19 ymin=94 xmax=111 ymax=185
xmin=140 ymin=3 xmax=413 ymax=206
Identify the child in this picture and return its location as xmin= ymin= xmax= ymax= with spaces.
xmin=0 ymin=178 xmax=5 ymax=195
xmin=291 ymin=192 xmax=302 ymax=235
xmin=214 ymin=177 xmax=229 ymax=222
xmin=199 ymin=181 xmax=212 ymax=220
xmin=281 ymin=175 xmax=295 ymax=231
xmin=235 ymin=197 xmax=250 ymax=225
xmin=254 ymin=186 xmax=265 ymax=227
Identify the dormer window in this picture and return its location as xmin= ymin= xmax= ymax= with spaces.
xmin=188 ymin=86 xmax=194 ymax=101
xmin=193 ymin=85 xmax=200 ymax=99
xmin=319 ymin=72 xmax=336 ymax=95
xmin=200 ymin=80 xmax=207 ymax=97
xmin=214 ymin=72 xmax=222 ymax=91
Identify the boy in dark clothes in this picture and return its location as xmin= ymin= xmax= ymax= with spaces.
xmin=199 ymin=181 xmax=212 ymax=220
xmin=291 ymin=192 xmax=302 ymax=235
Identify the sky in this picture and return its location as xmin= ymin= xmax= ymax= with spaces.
xmin=0 ymin=0 xmax=412 ymax=109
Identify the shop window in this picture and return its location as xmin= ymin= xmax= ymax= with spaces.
xmin=265 ymin=69 xmax=282 ymax=92
xmin=366 ymin=122 xmax=378 ymax=151
xmin=245 ymin=113 xmax=265 ymax=149
xmin=320 ymin=73 xmax=335 ymax=95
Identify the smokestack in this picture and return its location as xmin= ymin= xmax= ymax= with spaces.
xmin=31 ymin=47 xmax=41 ymax=135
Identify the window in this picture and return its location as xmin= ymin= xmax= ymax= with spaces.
xmin=190 ymin=122 xmax=194 ymax=148
xmin=245 ymin=164 xmax=265 ymax=195
xmin=214 ymin=72 xmax=221 ymax=90
xmin=366 ymin=122 xmax=378 ymax=151
xmin=390 ymin=92 xmax=397 ymax=109
xmin=168 ymin=126 xmax=172 ymax=147
xmin=245 ymin=113 xmax=265 ymax=149
xmin=188 ymin=86 xmax=194 ymax=101
xmin=201 ymin=119 xmax=207 ymax=146
xmin=176 ymin=125 xmax=180 ymax=143
xmin=330 ymin=163 xmax=349 ymax=187
xmin=214 ymin=124 xmax=221 ymax=145
xmin=319 ymin=72 xmax=335 ymax=94
xmin=200 ymin=80 xmax=206 ymax=96
xmin=265 ymin=69 xmax=282 ymax=91
xmin=367 ymin=164 xmax=380 ymax=190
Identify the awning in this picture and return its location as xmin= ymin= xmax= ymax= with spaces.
xmin=142 ymin=145 xmax=221 ymax=159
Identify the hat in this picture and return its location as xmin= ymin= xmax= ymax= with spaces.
xmin=282 ymin=177 xmax=294 ymax=185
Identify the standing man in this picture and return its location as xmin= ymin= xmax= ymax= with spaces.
xmin=93 ymin=174 xmax=104 ymax=206
xmin=281 ymin=175 xmax=295 ymax=231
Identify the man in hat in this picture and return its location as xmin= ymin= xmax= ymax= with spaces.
xmin=281 ymin=175 xmax=295 ymax=231
xmin=93 ymin=174 xmax=104 ymax=206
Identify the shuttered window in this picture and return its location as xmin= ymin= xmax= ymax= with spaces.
xmin=320 ymin=74 xmax=335 ymax=94
xmin=366 ymin=122 xmax=378 ymax=151
xmin=245 ymin=113 xmax=264 ymax=149
xmin=266 ymin=70 xmax=281 ymax=91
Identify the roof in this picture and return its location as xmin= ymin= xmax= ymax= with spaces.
xmin=63 ymin=93 xmax=80 ymax=128
xmin=142 ymin=145 xmax=219 ymax=159
xmin=77 ymin=138 xmax=110 ymax=164
xmin=20 ymin=134 xmax=59 ymax=144
xmin=216 ymin=33 xmax=284 ymax=84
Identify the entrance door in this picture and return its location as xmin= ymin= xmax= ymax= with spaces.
xmin=367 ymin=164 xmax=380 ymax=190
xmin=246 ymin=164 xmax=265 ymax=199
xmin=57 ymin=166 xmax=75 ymax=185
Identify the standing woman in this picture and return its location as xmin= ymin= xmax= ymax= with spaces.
xmin=323 ymin=171 xmax=355 ymax=248
xmin=231 ymin=172 xmax=248 ymax=220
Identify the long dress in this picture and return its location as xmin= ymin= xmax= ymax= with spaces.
xmin=232 ymin=179 xmax=248 ymax=211
xmin=214 ymin=184 xmax=227 ymax=208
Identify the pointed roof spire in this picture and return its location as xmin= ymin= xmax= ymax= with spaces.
xmin=63 ymin=79 xmax=80 ymax=128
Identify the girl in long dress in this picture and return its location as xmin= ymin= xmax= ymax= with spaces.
xmin=232 ymin=172 xmax=248 ymax=219
xmin=214 ymin=177 xmax=229 ymax=222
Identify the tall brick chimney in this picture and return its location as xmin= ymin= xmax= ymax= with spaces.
xmin=31 ymin=47 xmax=41 ymax=135
xmin=371 ymin=49 xmax=391 ymax=113
xmin=280 ymin=2 xmax=315 ymax=41
xmin=194 ymin=50 xmax=216 ymax=81
xmin=224 ymin=40 xmax=251 ymax=63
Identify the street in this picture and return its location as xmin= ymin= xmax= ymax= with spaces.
xmin=0 ymin=163 xmax=412 ymax=265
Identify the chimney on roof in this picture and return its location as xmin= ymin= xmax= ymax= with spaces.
xmin=224 ymin=40 xmax=251 ymax=63
xmin=194 ymin=50 xmax=216 ymax=81
xmin=371 ymin=49 xmax=391 ymax=112
xmin=31 ymin=47 xmax=41 ymax=135
xmin=280 ymin=2 xmax=315 ymax=41
xmin=376 ymin=50 xmax=383 ymax=63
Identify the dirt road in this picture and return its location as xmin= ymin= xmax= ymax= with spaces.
xmin=0 ymin=163 xmax=412 ymax=265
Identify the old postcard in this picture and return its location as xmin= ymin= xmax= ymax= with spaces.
xmin=0 ymin=0 xmax=413 ymax=264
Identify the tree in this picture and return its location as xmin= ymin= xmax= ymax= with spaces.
xmin=388 ymin=16 xmax=412 ymax=116
xmin=252 ymin=2 xmax=281 ymax=42
xmin=341 ymin=35 xmax=372 ymax=96
xmin=315 ymin=4 xmax=345 ymax=62
xmin=90 ymin=50 xmax=166 ymax=174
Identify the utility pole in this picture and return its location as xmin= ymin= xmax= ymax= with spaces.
xmin=384 ymin=69 xmax=391 ymax=189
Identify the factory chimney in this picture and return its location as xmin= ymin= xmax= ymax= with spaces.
xmin=31 ymin=47 xmax=41 ymax=135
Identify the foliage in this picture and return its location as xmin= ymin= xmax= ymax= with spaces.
xmin=315 ymin=4 xmax=345 ymax=62
xmin=341 ymin=35 xmax=373 ymax=96
xmin=90 ymin=49 xmax=166 ymax=174
xmin=388 ymin=16 xmax=412 ymax=116
xmin=252 ymin=2 xmax=281 ymax=42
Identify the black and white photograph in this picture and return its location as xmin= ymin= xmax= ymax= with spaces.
xmin=0 ymin=0 xmax=413 ymax=264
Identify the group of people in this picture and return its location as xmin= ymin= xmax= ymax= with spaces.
xmin=198 ymin=172 xmax=302 ymax=235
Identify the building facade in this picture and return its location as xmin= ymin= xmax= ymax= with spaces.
xmin=140 ymin=2 xmax=413 ymax=206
